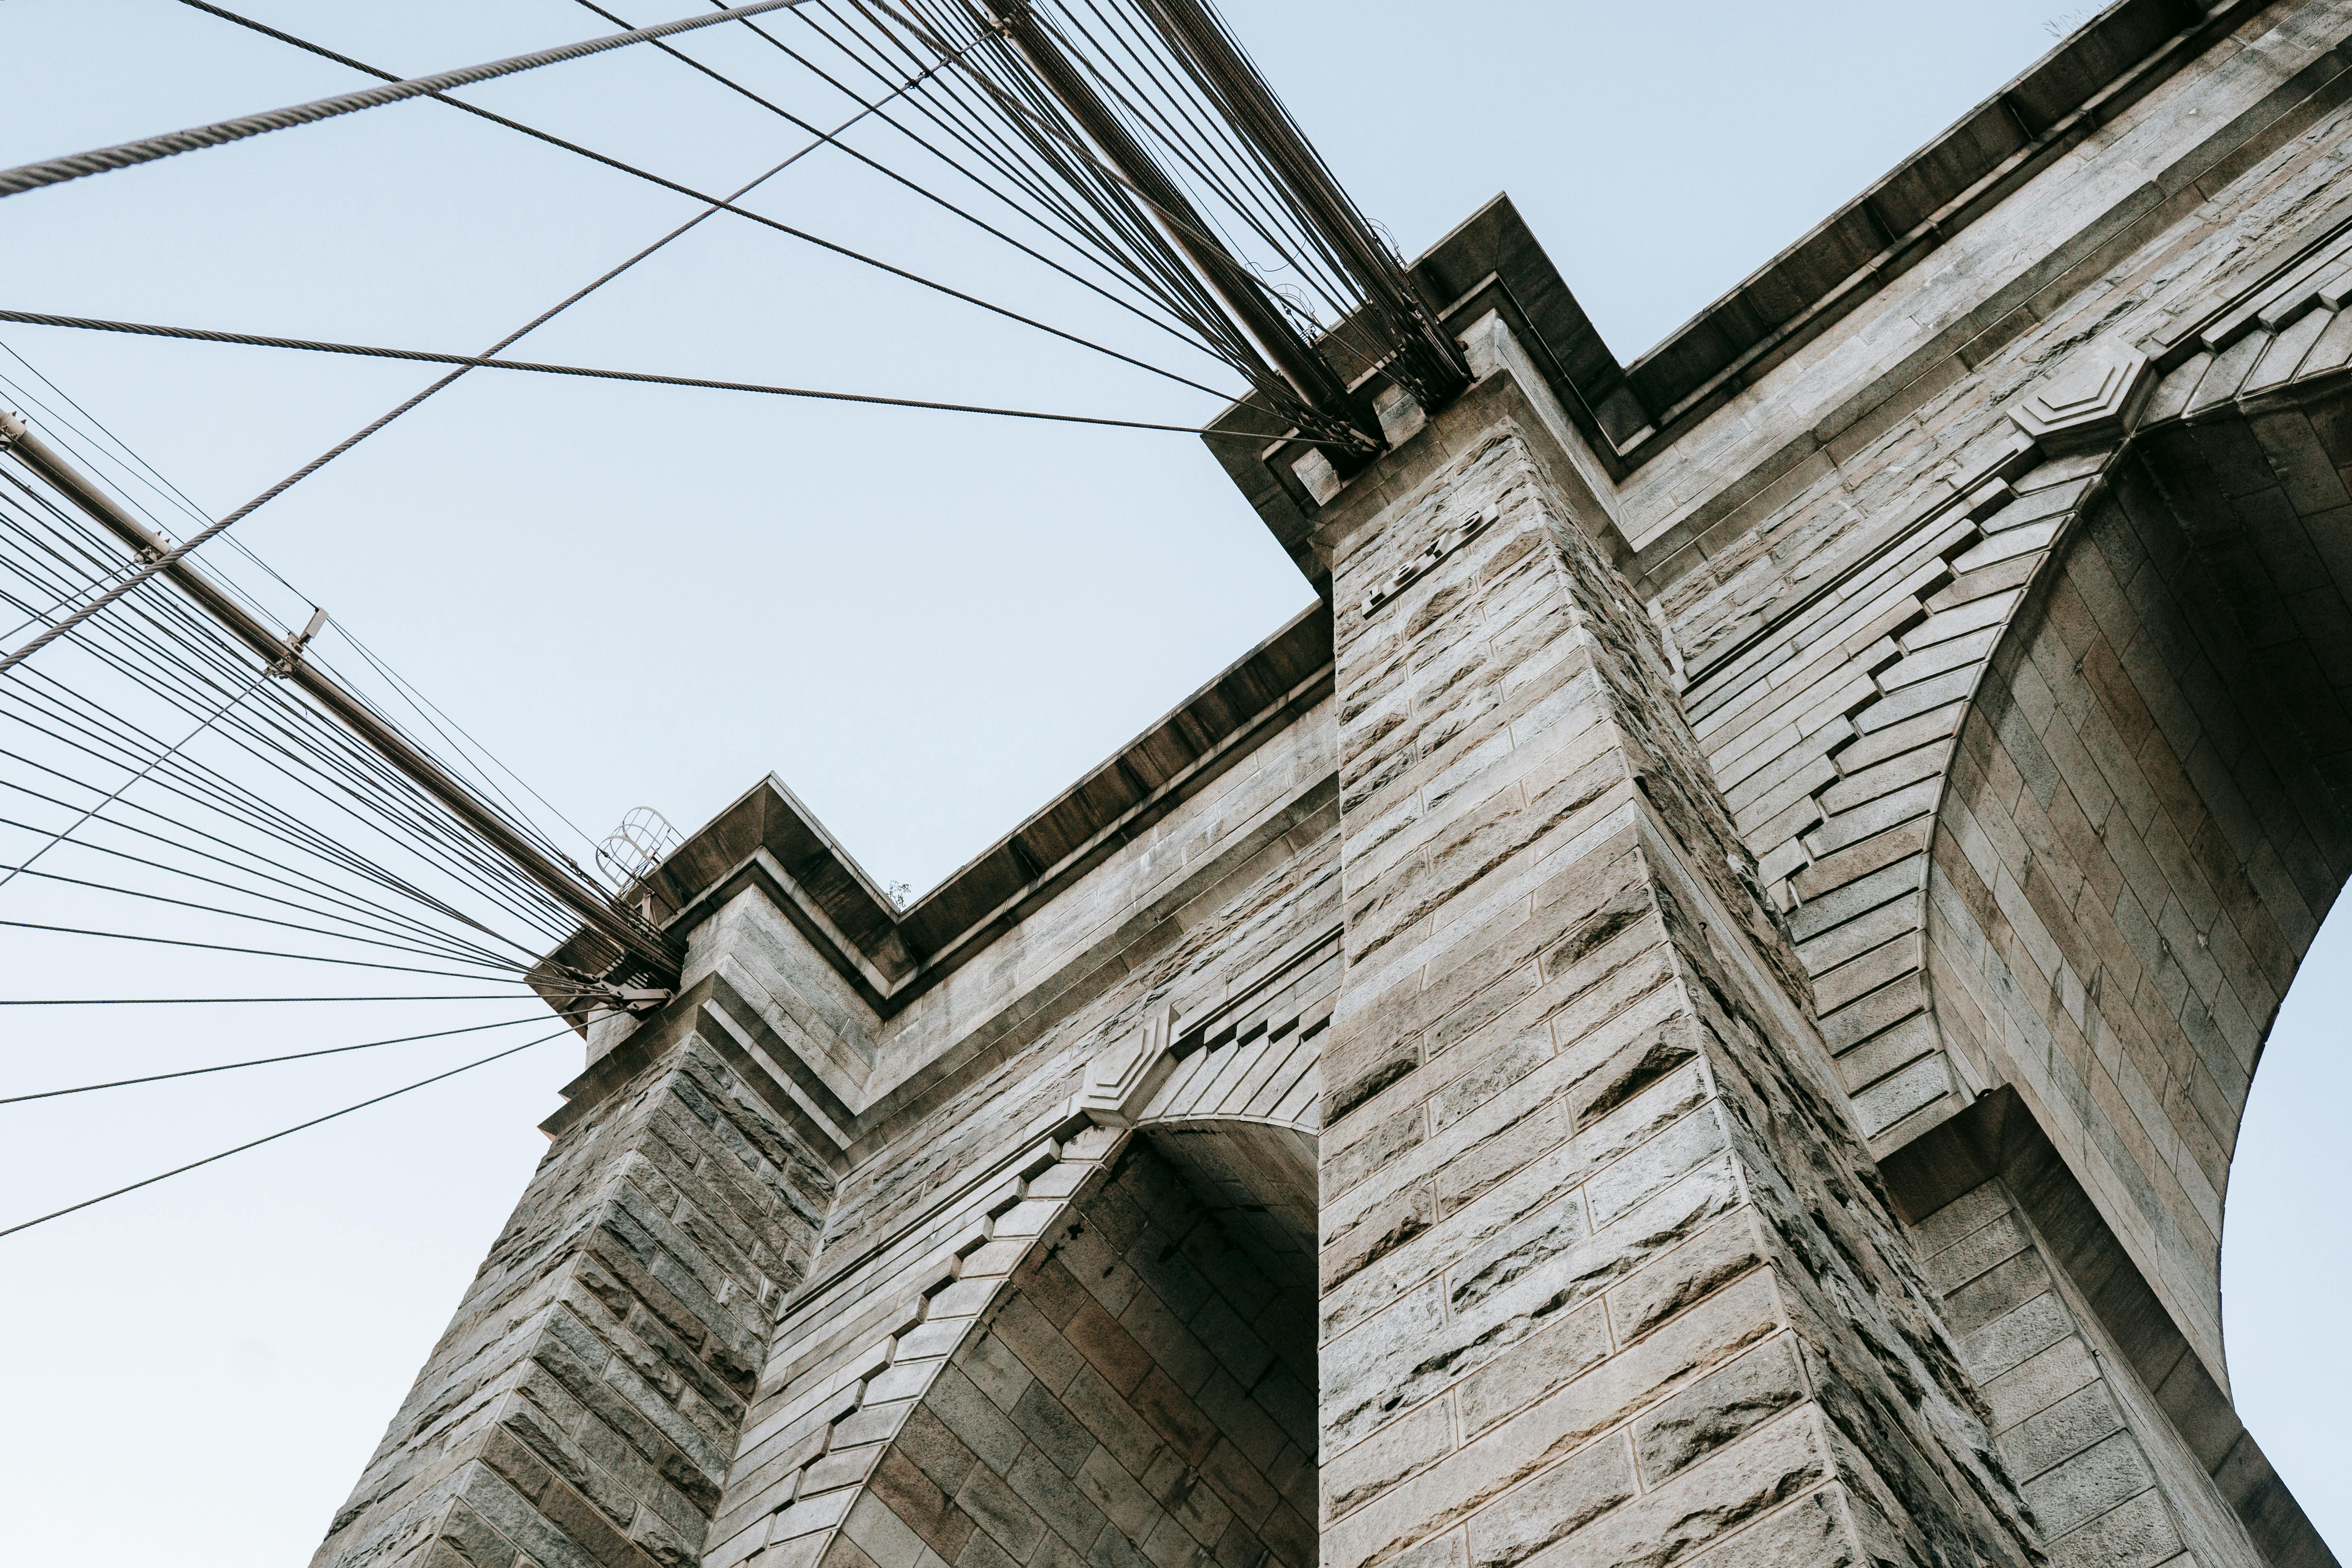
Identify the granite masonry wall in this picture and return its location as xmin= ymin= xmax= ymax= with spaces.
xmin=317 ymin=6 xmax=2352 ymax=1568
xmin=310 ymin=1032 xmax=835 ymax=1568
xmin=1908 ymin=1176 xmax=2266 ymax=1568
xmin=1303 ymin=376 xmax=2044 ymax=1568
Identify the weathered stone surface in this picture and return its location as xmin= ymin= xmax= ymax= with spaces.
xmin=312 ymin=1034 xmax=832 ymax=1568
xmin=320 ymin=13 xmax=2352 ymax=1568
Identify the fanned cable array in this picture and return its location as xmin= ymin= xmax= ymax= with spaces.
xmin=0 ymin=0 xmax=1462 ymax=1233
xmin=0 ymin=372 xmax=641 ymax=1010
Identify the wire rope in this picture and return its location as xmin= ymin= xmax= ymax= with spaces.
xmin=0 ymin=309 xmax=1233 ymax=434
xmin=0 ymin=1 xmax=818 ymax=198
xmin=0 ymin=1014 xmax=551 ymax=1103
xmin=0 ymin=1027 xmax=573 ymax=1241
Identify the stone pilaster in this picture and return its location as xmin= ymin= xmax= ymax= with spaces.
xmin=1313 ymin=329 xmax=2042 ymax=1568
xmin=311 ymin=1020 xmax=834 ymax=1568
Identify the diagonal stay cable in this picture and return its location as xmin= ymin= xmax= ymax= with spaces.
xmin=0 ymin=862 xmax=534 ymax=970
xmin=0 ymin=1014 xmax=549 ymax=1103
xmin=0 ymin=660 xmax=266 ymax=895
xmin=0 ymin=0 xmax=817 ymax=199
xmin=0 ymin=309 xmax=1227 ymax=433
xmin=0 ymin=2 xmax=1245 ymax=679
xmin=0 ymin=1027 xmax=572 ymax=1240
xmin=174 ymin=1 xmax=1237 ymax=399
xmin=0 ymin=995 xmax=532 ymax=1005
xmin=0 ymin=323 xmax=1232 ymax=679
xmin=572 ymin=0 xmax=1209 ymax=349
xmin=0 ymin=918 xmax=538 ymax=982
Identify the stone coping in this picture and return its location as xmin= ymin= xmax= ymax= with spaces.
xmin=542 ymin=600 xmax=1335 ymax=1022
xmin=1206 ymin=0 xmax=2261 ymax=561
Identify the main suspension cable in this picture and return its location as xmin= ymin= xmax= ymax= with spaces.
xmin=0 ymin=0 xmax=818 ymax=199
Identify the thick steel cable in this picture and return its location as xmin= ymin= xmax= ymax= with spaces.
xmin=573 ymin=0 xmax=1209 ymax=349
xmin=174 ymin=1 xmax=1237 ymax=400
xmin=729 ymin=0 xmax=1191 ymax=321
xmin=0 ymin=448 xmax=603 ymax=976
xmin=0 ymin=4 xmax=1248 ymax=678
xmin=0 ymin=509 xmax=622 ymax=946
xmin=0 ymin=862 xmax=536 ymax=972
xmin=859 ymin=0 xmax=1327 ymax=423
xmin=4 ymin=665 xmax=565 ymax=953
xmin=0 ymin=607 xmax=611 ymax=948
xmin=0 ymin=615 xmax=556 ymax=943
xmin=1061 ymin=0 xmax=1329 ymax=302
xmin=0 ymin=751 xmax=492 ymax=962
xmin=0 ymin=646 xmax=512 ymax=941
xmin=0 ymin=1027 xmax=572 ymax=1241
xmin=0 ymin=0 xmax=816 ymax=199
xmin=0 ymin=652 xmax=557 ymax=964
xmin=0 ymin=807 xmax=529 ymax=968
xmin=0 ymin=766 xmax=534 ymax=967
xmin=0 ymin=637 xmax=563 ymax=956
xmin=0 ymin=325 xmax=1241 ymax=681
xmin=330 ymin=622 xmax=603 ymax=871
xmin=0 ymin=584 xmax=548 ymax=940
xmin=0 ymin=1014 xmax=548 ymax=1104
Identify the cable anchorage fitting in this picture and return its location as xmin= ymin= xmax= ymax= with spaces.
xmin=0 ymin=408 xmax=25 ymax=448
xmin=584 ymin=981 xmax=674 ymax=1015
xmin=269 ymin=606 xmax=330 ymax=677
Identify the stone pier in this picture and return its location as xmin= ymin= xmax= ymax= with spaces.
xmin=314 ymin=4 xmax=2352 ymax=1564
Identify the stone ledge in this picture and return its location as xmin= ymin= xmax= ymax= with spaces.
xmin=543 ymin=601 xmax=1335 ymax=1034
xmin=1201 ymin=0 xmax=2267 ymax=556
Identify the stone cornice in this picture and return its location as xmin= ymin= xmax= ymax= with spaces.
xmin=543 ymin=601 xmax=1336 ymax=1037
xmin=1206 ymin=0 xmax=2269 ymax=563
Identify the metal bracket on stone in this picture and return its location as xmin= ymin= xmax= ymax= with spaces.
xmin=1361 ymin=506 xmax=1492 ymax=619
xmin=2008 ymin=344 xmax=2156 ymax=455
xmin=1073 ymin=1002 xmax=1179 ymax=1128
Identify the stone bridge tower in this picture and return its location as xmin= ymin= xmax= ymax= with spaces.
xmin=312 ymin=4 xmax=2352 ymax=1566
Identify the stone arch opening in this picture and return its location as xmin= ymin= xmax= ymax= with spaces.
xmin=776 ymin=1131 xmax=1319 ymax=1568
xmin=1907 ymin=373 xmax=2352 ymax=1568
xmin=1927 ymin=390 xmax=2352 ymax=1377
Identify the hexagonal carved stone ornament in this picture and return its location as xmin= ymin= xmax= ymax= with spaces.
xmin=1073 ymin=1002 xmax=1178 ymax=1127
xmin=2008 ymin=342 xmax=2156 ymax=454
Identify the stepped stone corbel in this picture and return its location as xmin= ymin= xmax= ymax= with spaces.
xmin=2007 ymin=341 xmax=2156 ymax=453
xmin=1073 ymin=1001 xmax=1179 ymax=1127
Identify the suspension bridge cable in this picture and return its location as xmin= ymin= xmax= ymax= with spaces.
xmin=0 ymin=1027 xmax=573 ymax=1241
xmin=0 ymin=995 xmax=534 ymax=1005
xmin=0 ymin=806 xmax=532 ymax=967
xmin=172 ymin=1 xmax=1239 ymax=400
xmin=0 ymin=591 xmax=563 ymax=944
xmin=0 ymin=862 xmax=537 ymax=971
xmin=0 ymin=0 xmax=818 ymax=199
xmin=0 ymin=1015 xmax=551 ymax=1104
xmin=0 ymin=303 xmax=1246 ymax=684
xmin=0 ymin=4 xmax=1256 ymax=679
xmin=571 ymin=0 xmax=1212 ymax=348
xmin=0 ymin=310 xmax=1232 ymax=433
xmin=0 ymin=663 xmax=267 ymax=896
xmin=0 ymin=918 xmax=539 ymax=982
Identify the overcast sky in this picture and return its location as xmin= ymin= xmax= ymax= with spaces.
xmin=0 ymin=3 xmax=2344 ymax=1562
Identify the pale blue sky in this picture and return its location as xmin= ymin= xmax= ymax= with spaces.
xmin=0 ymin=3 xmax=2342 ymax=1561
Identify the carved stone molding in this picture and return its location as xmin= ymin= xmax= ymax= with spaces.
xmin=1073 ymin=1002 xmax=1178 ymax=1127
xmin=2008 ymin=343 xmax=2156 ymax=453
